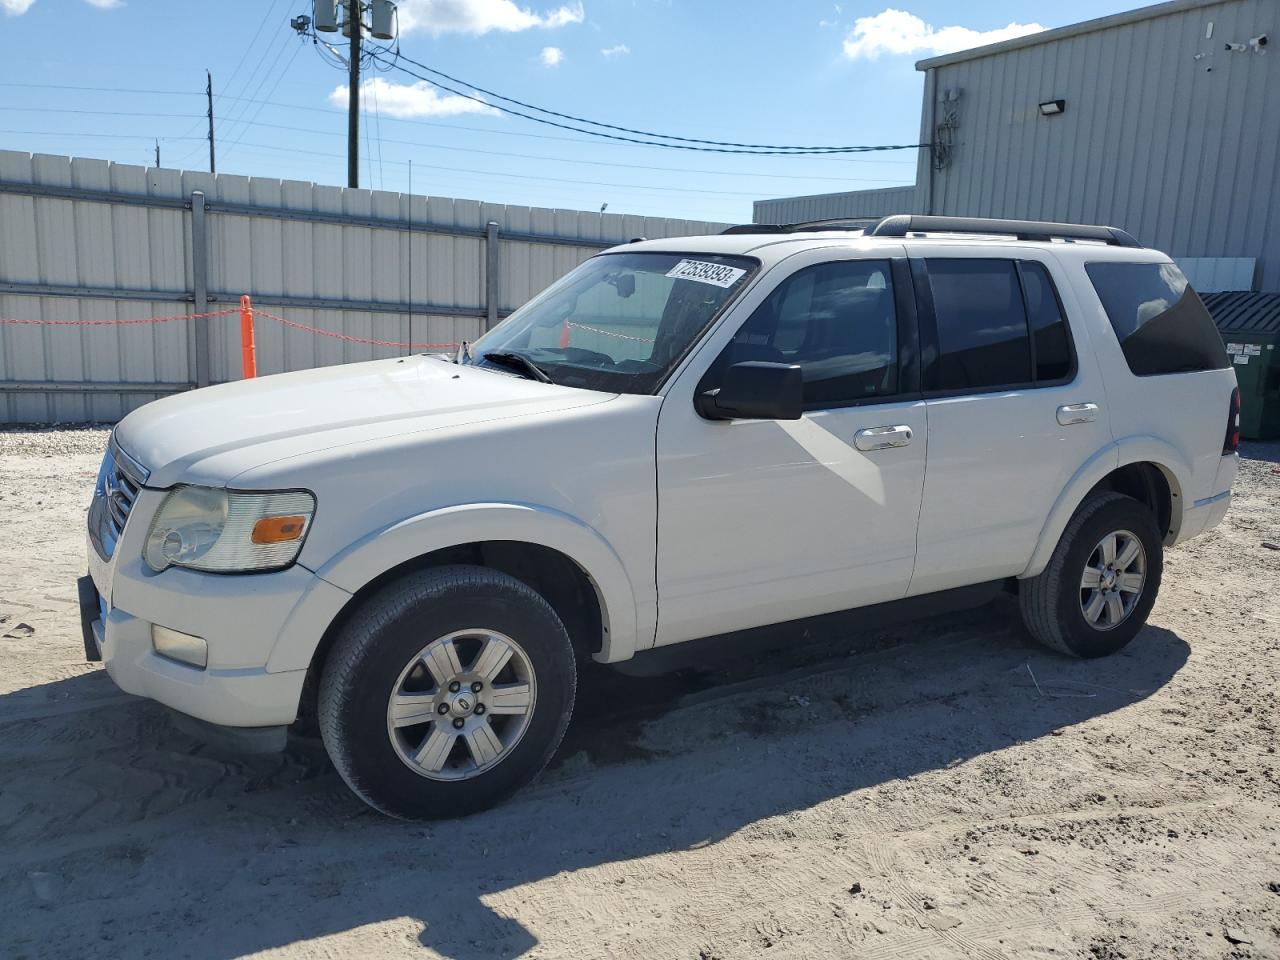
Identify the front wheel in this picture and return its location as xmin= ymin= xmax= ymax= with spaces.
xmin=318 ymin=565 xmax=577 ymax=819
xmin=1019 ymin=492 xmax=1163 ymax=658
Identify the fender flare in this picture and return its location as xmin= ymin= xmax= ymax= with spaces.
xmin=1020 ymin=437 xmax=1190 ymax=579
xmin=297 ymin=502 xmax=644 ymax=666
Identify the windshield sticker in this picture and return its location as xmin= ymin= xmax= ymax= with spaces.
xmin=666 ymin=259 xmax=747 ymax=288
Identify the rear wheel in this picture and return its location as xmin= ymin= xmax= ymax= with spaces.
xmin=318 ymin=565 xmax=576 ymax=819
xmin=1019 ymin=492 xmax=1163 ymax=658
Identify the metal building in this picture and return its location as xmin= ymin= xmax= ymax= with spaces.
xmin=755 ymin=0 xmax=1278 ymax=292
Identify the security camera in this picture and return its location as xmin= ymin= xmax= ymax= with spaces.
xmin=1249 ymin=33 xmax=1268 ymax=50
xmin=1225 ymin=41 xmax=1247 ymax=51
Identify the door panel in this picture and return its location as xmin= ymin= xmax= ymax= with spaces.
xmin=907 ymin=248 xmax=1111 ymax=596
xmin=656 ymin=400 xmax=927 ymax=645
xmin=655 ymin=246 xmax=925 ymax=646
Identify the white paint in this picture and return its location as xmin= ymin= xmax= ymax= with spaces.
xmin=88 ymin=229 xmax=1240 ymax=736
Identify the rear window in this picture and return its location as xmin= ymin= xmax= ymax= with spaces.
xmin=1085 ymin=261 xmax=1229 ymax=376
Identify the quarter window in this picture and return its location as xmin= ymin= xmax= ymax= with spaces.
xmin=727 ymin=260 xmax=898 ymax=406
xmin=1084 ymin=261 xmax=1229 ymax=376
xmin=926 ymin=259 xmax=1032 ymax=391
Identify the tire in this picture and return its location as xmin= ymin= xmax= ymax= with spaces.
xmin=1019 ymin=492 xmax=1163 ymax=658
xmin=318 ymin=565 xmax=577 ymax=819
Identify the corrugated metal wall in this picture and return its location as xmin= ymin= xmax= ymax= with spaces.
xmin=924 ymin=0 xmax=1278 ymax=291
xmin=753 ymin=184 xmax=919 ymax=225
xmin=754 ymin=0 xmax=1278 ymax=292
xmin=0 ymin=150 xmax=725 ymax=424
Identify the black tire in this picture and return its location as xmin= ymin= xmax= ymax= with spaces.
xmin=1019 ymin=492 xmax=1163 ymax=658
xmin=318 ymin=565 xmax=576 ymax=819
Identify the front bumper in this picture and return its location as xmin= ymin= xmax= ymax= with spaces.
xmin=79 ymin=567 xmax=311 ymax=729
xmin=82 ymin=482 xmax=350 ymax=732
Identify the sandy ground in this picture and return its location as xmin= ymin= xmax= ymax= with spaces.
xmin=0 ymin=427 xmax=1277 ymax=960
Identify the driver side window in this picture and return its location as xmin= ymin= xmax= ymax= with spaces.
xmin=727 ymin=259 xmax=898 ymax=407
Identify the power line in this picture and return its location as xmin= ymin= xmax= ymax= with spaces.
xmin=0 ymin=81 xmax=204 ymax=96
xmin=218 ymin=26 xmax=295 ymax=144
xmin=374 ymin=49 xmax=930 ymax=156
xmin=221 ymin=38 xmax=305 ymax=159
xmin=221 ymin=117 xmax=912 ymax=185
xmin=0 ymin=129 xmax=205 ymax=141
xmin=0 ymin=81 xmax=914 ymax=167
xmin=229 ymin=139 xmax=782 ymax=198
xmin=1 ymin=113 xmax=913 ymax=187
xmin=0 ymin=106 xmax=203 ymax=119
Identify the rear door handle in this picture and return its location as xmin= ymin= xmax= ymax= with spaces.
xmin=854 ymin=424 xmax=913 ymax=451
xmin=1057 ymin=402 xmax=1100 ymax=425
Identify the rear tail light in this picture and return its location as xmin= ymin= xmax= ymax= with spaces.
xmin=1223 ymin=386 xmax=1241 ymax=454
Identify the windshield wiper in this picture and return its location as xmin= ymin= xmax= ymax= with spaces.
xmin=480 ymin=351 xmax=553 ymax=383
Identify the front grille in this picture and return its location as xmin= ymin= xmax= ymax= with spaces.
xmin=90 ymin=439 xmax=150 ymax=561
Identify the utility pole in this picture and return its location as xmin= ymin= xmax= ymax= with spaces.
xmin=154 ymin=139 xmax=161 ymax=168
xmin=347 ymin=0 xmax=361 ymax=188
xmin=299 ymin=2 xmax=398 ymax=188
xmin=206 ymin=70 xmax=216 ymax=174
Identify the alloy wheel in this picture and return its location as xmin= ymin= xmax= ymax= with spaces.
xmin=1079 ymin=529 xmax=1147 ymax=631
xmin=386 ymin=628 xmax=537 ymax=781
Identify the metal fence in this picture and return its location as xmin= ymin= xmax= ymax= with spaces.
xmin=0 ymin=150 xmax=725 ymax=424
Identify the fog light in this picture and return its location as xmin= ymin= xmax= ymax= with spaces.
xmin=152 ymin=625 xmax=208 ymax=669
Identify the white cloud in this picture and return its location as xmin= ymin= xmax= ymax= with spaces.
xmin=84 ymin=0 xmax=123 ymax=8
xmin=601 ymin=43 xmax=629 ymax=57
xmin=328 ymin=78 xmax=498 ymax=118
xmin=842 ymin=8 xmax=1044 ymax=60
xmin=0 ymin=0 xmax=36 ymax=15
xmin=539 ymin=46 xmax=563 ymax=66
xmin=396 ymin=0 xmax=583 ymax=36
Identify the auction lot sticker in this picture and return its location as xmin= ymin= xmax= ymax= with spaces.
xmin=666 ymin=259 xmax=747 ymax=288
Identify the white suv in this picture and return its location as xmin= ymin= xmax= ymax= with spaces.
xmin=79 ymin=215 xmax=1241 ymax=819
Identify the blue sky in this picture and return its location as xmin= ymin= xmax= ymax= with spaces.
xmin=2 ymin=0 xmax=1144 ymax=222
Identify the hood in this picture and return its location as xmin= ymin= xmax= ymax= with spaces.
xmin=116 ymin=356 xmax=612 ymax=487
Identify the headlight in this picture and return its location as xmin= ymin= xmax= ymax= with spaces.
xmin=144 ymin=486 xmax=315 ymax=573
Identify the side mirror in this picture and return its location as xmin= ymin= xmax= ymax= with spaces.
xmin=695 ymin=361 xmax=803 ymax=421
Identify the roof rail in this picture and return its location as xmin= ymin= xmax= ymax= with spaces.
xmin=720 ymin=223 xmax=790 ymax=234
xmin=866 ymin=215 xmax=1142 ymax=247
xmin=721 ymin=218 xmax=882 ymax=236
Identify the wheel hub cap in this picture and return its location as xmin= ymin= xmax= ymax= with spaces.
xmin=386 ymin=628 xmax=537 ymax=782
xmin=1079 ymin=529 xmax=1147 ymax=631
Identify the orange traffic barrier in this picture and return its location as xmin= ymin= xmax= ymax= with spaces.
xmin=240 ymin=295 xmax=257 ymax=379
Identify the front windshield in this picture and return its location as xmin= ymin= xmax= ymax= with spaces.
xmin=468 ymin=251 xmax=756 ymax=394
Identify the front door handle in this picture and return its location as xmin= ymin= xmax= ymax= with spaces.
xmin=854 ymin=424 xmax=913 ymax=451
xmin=1057 ymin=402 xmax=1100 ymax=426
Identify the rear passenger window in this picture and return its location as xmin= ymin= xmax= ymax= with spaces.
xmin=1085 ymin=261 xmax=1230 ymax=376
xmin=728 ymin=260 xmax=897 ymax=406
xmin=926 ymin=259 xmax=1031 ymax=390
xmin=1020 ymin=261 xmax=1074 ymax=382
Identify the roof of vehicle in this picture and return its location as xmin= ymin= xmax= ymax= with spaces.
xmin=611 ymin=215 xmax=1166 ymax=266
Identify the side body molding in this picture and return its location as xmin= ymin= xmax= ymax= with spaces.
xmin=306 ymin=502 xmax=645 ymax=664
xmin=1020 ymin=437 xmax=1190 ymax=580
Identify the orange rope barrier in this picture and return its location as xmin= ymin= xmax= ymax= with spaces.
xmin=249 ymin=307 xmax=460 ymax=351
xmin=0 ymin=308 xmax=239 ymax=327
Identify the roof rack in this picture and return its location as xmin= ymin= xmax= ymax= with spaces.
xmin=720 ymin=217 xmax=880 ymax=236
xmin=720 ymin=214 xmax=1142 ymax=247
xmin=866 ymin=215 xmax=1142 ymax=247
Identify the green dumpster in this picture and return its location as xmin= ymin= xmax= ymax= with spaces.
xmin=1201 ymin=292 xmax=1280 ymax=441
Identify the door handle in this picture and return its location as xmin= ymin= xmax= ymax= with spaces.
xmin=854 ymin=424 xmax=913 ymax=451
xmin=1057 ymin=402 xmax=1100 ymax=426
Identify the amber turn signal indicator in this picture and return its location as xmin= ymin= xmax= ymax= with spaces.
xmin=250 ymin=515 xmax=307 ymax=544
